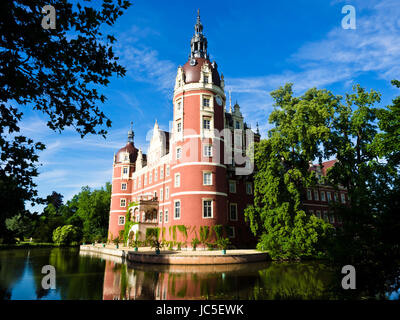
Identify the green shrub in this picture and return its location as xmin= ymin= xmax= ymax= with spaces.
xmin=52 ymin=225 xmax=81 ymax=245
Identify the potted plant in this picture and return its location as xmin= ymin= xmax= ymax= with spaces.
xmin=217 ymin=237 xmax=231 ymax=255
xmin=113 ymin=236 xmax=120 ymax=249
xmin=191 ymin=237 xmax=200 ymax=251
xmin=151 ymin=239 xmax=162 ymax=255
xmin=133 ymin=239 xmax=141 ymax=252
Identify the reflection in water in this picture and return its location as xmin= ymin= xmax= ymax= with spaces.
xmin=88 ymin=250 xmax=340 ymax=300
xmin=1 ymin=248 xmax=396 ymax=300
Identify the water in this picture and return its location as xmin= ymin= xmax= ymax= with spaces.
xmin=0 ymin=248 xmax=395 ymax=300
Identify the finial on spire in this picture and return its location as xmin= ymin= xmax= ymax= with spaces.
xmin=256 ymin=122 xmax=260 ymax=135
xmin=128 ymin=121 xmax=134 ymax=143
xmin=190 ymin=9 xmax=208 ymax=59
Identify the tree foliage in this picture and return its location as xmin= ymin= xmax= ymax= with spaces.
xmin=0 ymin=0 xmax=130 ymax=239
xmin=52 ymin=225 xmax=81 ymax=245
xmin=245 ymin=84 xmax=335 ymax=260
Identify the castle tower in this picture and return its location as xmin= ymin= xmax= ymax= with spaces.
xmin=170 ymin=10 xmax=228 ymax=235
xmin=108 ymin=123 xmax=138 ymax=240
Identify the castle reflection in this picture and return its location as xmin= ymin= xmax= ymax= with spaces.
xmin=78 ymin=251 xmax=341 ymax=300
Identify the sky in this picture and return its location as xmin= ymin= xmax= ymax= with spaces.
xmin=19 ymin=0 xmax=400 ymax=211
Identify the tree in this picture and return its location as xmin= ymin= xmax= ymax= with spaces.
xmin=52 ymin=225 xmax=81 ymax=245
xmin=245 ymin=84 xmax=335 ymax=260
xmin=0 ymin=0 xmax=131 ymax=241
xmin=5 ymin=213 xmax=34 ymax=240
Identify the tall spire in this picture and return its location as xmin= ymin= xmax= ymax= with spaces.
xmin=128 ymin=121 xmax=134 ymax=143
xmin=229 ymin=89 xmax=232 ymax=113
xmin=190 ymin=9 xmax=208 ymax=59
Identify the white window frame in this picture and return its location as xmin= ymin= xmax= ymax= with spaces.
xmin=176 ymin=147 xmax=182 ymax=160
xmin=165 ymin=209 xmax=169 ymax=223
xmin=175 ymin=173 xmax=181 ymax=188
xmin=229 ymin=180 xmax=236 ymax=193
xmin=203 ymin=145 xmax=212 ymax=157
xmin=121 ymin=183 xmax=127 ymax=191
xmin=133 ymin=179 xmax=137 ymax=190
xmin=174 ymin=200 xmax=181 ymax=220
xmin=160 ymin=168 xmax=164 ymax=179
xmin=120 ymin=198 xmax=126 ymax=207
xmin=118 ymin=215 xmax=125 ymax=225
xmin=160 ymin=188 xmax=163 ymax=201
xmin=202 ymin=199 xmax=213 ymax=219
xmin=229 ymin=203 xmax=238 ymax=221
xmin=166 ymin=165 xmax=170 ymax=176
xmin=203 ymin=96 xmax=210 ymax=108
xmin=149 ymin=172 xmax=152 ymax=184
xmin=154 ymin=169 xmax=158 ymax=181
xmin=165 ymin=187 xmax=169 ymax=200
xmin=307 ymin=189 xmax=312 ymax=200
xmin=321 ymin=191 xmax=326 ymax=202
xmin=203 ymin=117 xmax=211 ymax=129
xmin=159 ymin=211 xmax=163 ymax=224
xmin=122 ymin=166 xmax=129 ymax=179
xmin=314 ymin=190 xmax=319 ymax=201
xmin=327 ymin=192 xmax=332 ymax=202
xmin=203 ymin=171 xmax=212 ymax=186
xmin=144 ymin=173 xmax=147 ymax=185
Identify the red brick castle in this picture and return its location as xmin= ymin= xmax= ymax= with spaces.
xmin=107 ymin=11 xmax=260 ymax=247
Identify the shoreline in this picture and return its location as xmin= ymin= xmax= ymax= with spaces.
xmin=79 ymin=244 xmax=271 ymax=265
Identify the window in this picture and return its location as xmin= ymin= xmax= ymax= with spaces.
xmin=144 ymin=173 xmax=147 ymax=185
xmin=149 ymin=172 xmax=152 ymax=184
xmin=203 ymin=97 xmax=210 ymax=107
xmin=323 ymin=210 xmax=329 ymax=222
xmin=316 ymin=210 xmax=321 ymax=219
xmin=235 ymin=121 xmax=240 ymax=129
xmin=227 ymin=226 xmax=235 ymax=238
xmin=118 ymin=216 xmax=125 ymax=225
xmin=329 ymin=214 xmax=335 ymax=223
xmin=176 ymin=147 xmax=182 ymax=159
xmin=307 ymin=189 xmax=312 ymax=200
xmin=155 ymin=169 xmax=158 ymax=181
xmin=122 ymin=167 xmax=129 ymax=178
xmin=314 ymin=190 xmax=319 ymax=201
xmin=309 ymin=209 xmax=314 ymax=215
xmin=165 ymin=187 xmax=169 ymax=200
xmin=120 ymin=199 xmax=126 ymax=207
xmin=138 ymin=176 xmax=141 ymax=187
xmin=166 ymin=166 xmax=170 ymax=176
xmin=229 ymin=180 xmax=236 ymax=193
xmin=177 ymin=122 xmax=182 ymax=133
xmin=165 ymin=209 xmax=169 ymax=223
xmin=321 ymin=191 xmax=326 ymax=202
xmin=203 ymin=172 xmax=212 ymax=185
xmin=327 ymin=192 xmax=332 ymax=202
xmin=160 ymin=189 xmax=163 ymax=201
xmin=175 ymin=173 xmax=181 ymax=187
xmin=229 ymin=203 xmax=238 ymax=221
xmin=160 ymin=168 xmax=164 ymax=179
xmin=121 ymin=183 xmax=127 ymax=191
xmin=246 ymin=182 xmax=253 ymax=195
xmin=334 ymin=193 xmax=339 ymax=202
xmin=177 ymin=101 xmax=181 ymax=111
xmin=203 ymin=145 xmax=212 ymax=157
xmin=134 ymin=179 xmax=137 ymax=190
xmin=203 ymin=118 xmax=211 ymax=130
xmin=159 ymin=211 xmax=163 ymax=223
xmin=124 ymin=154 xmax=129 ymax=161
xmin=204 ymin=75 xmax=209 ymax=83
xmin=203 ymin=200 xmax=212 ymax=218
xmin=341 ymin=193 xmax=346 ymax=204
xmin=174 ymin=201 xmax=181 ymax=219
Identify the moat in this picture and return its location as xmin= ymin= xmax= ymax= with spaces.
xmin=0 ymin=247 xmax=398 ymax=300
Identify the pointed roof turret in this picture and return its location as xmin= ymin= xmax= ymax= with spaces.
xmin=127 ymin=121 xmax=134 ymax=143
xmin=190 ymin=9 xmax=208 ymax=59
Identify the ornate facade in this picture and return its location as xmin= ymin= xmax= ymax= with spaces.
xmin=107 ymin=12 xmax=260 ymax=247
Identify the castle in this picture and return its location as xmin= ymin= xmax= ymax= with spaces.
xmin=107 ymin=11 xmax=260 ymax=247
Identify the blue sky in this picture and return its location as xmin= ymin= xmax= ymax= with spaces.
xmin=20 ymin=0 xmax=400 ymax=211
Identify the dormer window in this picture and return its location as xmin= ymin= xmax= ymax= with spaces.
xmin=204 ymin=75 xmax=209 ymax=83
